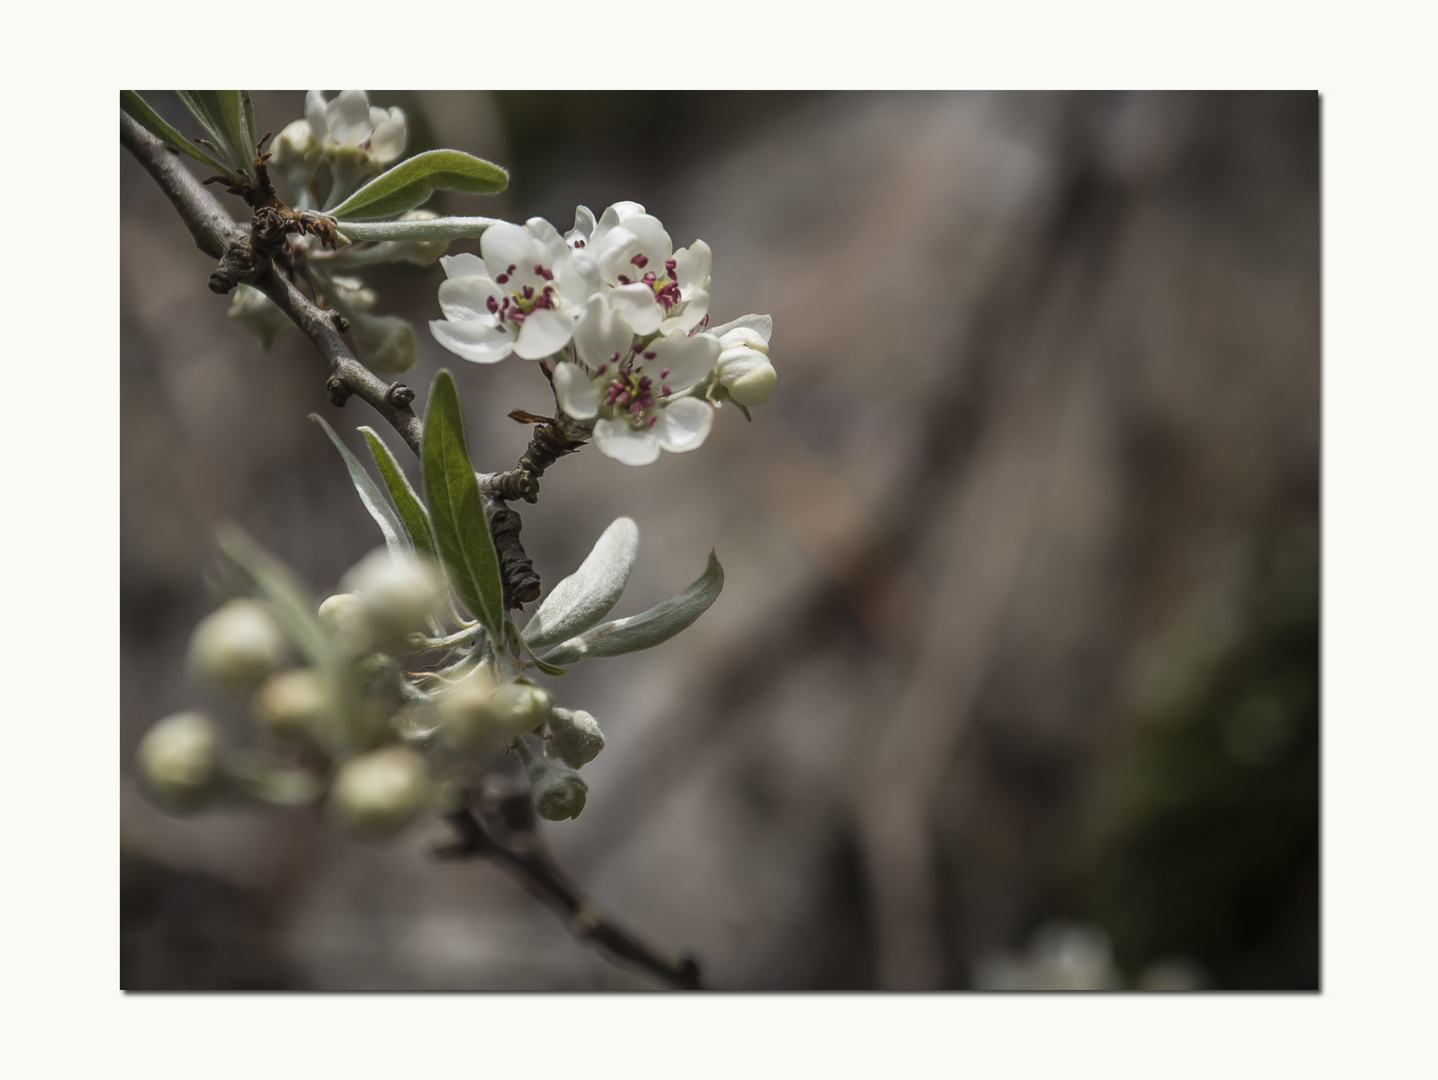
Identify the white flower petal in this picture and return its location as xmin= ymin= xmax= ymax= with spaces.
xmin=647 ymin=330 xmax=720 ymax=392
xmin=513 ymin=308 xmax=574 ymax=360
xmin=717 ymin=344 xmax=770 ymax=379
xmin=554 ymin=362 xmax=602 ymax=420
xmin=440 ymin=252 xmax=487 ymax=280
xmin=567 ymin=205 xmax=596 ymax=246
xmin=369 ymin=108 xmax=406 ymax=164
xmin=430 ymin=319 xmax=514 ymax=364
xmin=573 ymin=295 xmax=636 ymax=370
xmin=480 ymin=222 xmax=533 ymax=282
xmin=608 ymin=283 xmax=663 ymax=335
xmin=327 ymin=90 xmax=373 ymax=147
xmin=438 ymin=276 xmax=503 ymax=322
xmin=726 ymin=358 xmax=776 ymax=406
xmin=591 ymin=200 xmax=647 ymax=254
xmin=593 ymin=419 xmax=660 ymax=466
xmin=619 ymin=213 xmax=673 ymax=266
xmin=305 ymin=90 xmax=330 ymax=140
xmin=596 ymin=225 xmax=641 ymax=284
xmin=525 ymin=217 xmax=568 ymax=267
xmin=673 ymin=240 xmax=712 ymax=293
xmin=707 ymin=312 xmax=772 ymax=344
xmin=659 ymin=289 xmax=709 ymax=335
xmin=653 ymin=398 xmax=713 ymax=453
xmin=558 ymin=250 xmax=601 ymax=307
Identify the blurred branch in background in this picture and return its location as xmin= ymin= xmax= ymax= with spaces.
xmin=122 ymin=91 xmax=1317 ymax=990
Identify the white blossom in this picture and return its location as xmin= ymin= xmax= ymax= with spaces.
xmin=304 ymin=89 xmax=407 ymax=165
xmin=428 ymin=218 xmax=594 ymax=364
xmin=709 ymin=313 xmax=777 ymax=407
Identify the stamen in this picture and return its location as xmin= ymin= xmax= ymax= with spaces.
xmin=617 ymin=274 xmax=631 ymax=285
xmin=533 ymin=264 xmax=554 ymax=281
xmin=664 ymin=258 xmax=677 ymax=280
xmin=648 ymin=415 xmax=658 ymax=427
xmin=631 ymin=253 xmax=649 ymax=268
xmin=522 ymin=285 xmax=534 ymax=300
xmin=596 ymin=364 xmax=607 ymax=376
xmin=660 ymin=367 xmax=670 ymax=378
xmin=495 ymin=273 xmax=509 ymax=285
xmin=643 ymin=351 xmax=656 ymax=360
xmin=486 ymin=296 xmax=499 ymax=314
xmin=661 ymin=384 xmax=672 ymax=396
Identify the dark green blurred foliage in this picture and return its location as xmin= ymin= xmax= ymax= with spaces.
xmin=1067 ymin=523 xmax=1319 ymax=989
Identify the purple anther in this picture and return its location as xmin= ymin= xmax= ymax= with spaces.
xmin=617 ymin=274 xmax=631 ymax=285
xmin=643 ymin=351 xmax=656 ymax=360
xmin=495 ymin=273 xmax=509 ymax=285
xmin=522 ymin=285 xmax=534 ymax=300
xmin=661 ymin=384 xmax=672 ymax=396
xmin=648 ymin=415 xmax=658 ymax=427
xmin=631 ymin=253 xmax=649 ymax=268
xmin=486 ymin=296 xmax=499 ymax=313
xmin=596 ymin=364 xmax=607 ymax=376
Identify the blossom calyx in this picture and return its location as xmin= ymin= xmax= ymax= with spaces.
xmin=187 ymin=599 xmax=291 ymax=697
xmin=515 ymin=740 xmax=588 ymax=821
xmin=136 ymin=712 xmax=224 ymax=812
xmin=326 ymin=746 xmax=431 ymax=840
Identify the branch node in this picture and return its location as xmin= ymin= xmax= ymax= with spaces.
xmin=326 ymin=376 xmax=352 ymax=407
xmin=386 ymin=383 xmax=416 ymax=408
xmin=208 ymin=236 xmax=260 ymax=295
xmin=330 ymin=311 xmax=350 ymax=333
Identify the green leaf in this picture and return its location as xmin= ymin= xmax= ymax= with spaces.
xmin=328 ymin=150 xmax=509 ymax=221
xmin=421 ymin=370 xmax=505 ymax=643
xmin=310 ymin=414 xmax=411 ymax=558
xmin=121 ymin=91 xmax=237 ymax=177
xmin=334 ymin=216 xmax=503 ymax=243
xmin=540 ymin=552 xmax=724 ymax=667
xmin=359 ymin=426 xmax=437 ymax=563
xmin=215 ymin=526 xmax=360 ymax=752
xmin=522 ymin=517 xmax=639 ymax=649
xmin=239 ymin=91 xmax=259 ymax=170
xmin=176 ymin=90 xmax=252 ymax=178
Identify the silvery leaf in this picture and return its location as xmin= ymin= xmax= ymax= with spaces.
xmin=522 ymin=517 xmax=639 ymax=649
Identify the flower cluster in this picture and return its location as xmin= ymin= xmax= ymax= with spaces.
xmin=429 ymin=202 xmax=776 ymax=466
xmin=271 ymin=90 xmax=408 ymax=210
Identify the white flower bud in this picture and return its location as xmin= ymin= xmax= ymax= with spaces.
xmin=715 ymin=328 xmax=776 ymax=407
xmin=252 ymin=668 xmax=337 ymax=742
xmin=545 ymin=707 xmax=605 ymax=769
xmin=368 ymin=106 xmax=407 ymax=165
xmin=318 ymin=592 xmax=376 ymax=656
xmin=435 ymin=670 xmax=500 ymax=754
xmin=487 ymin=680 xmax=555 ymax=743
xmin=187 ymin=599 xmax=290 ymax=697
xmin=516 ymin=740 xmax=587 ymax=821
xmin=343 ymin=551 xmax=443 ymax=643
xmin=274 ymin=119 xmax=321 ymax=167
xmin=136 ymin=712 xmax=223 ymax=812
xmin=326 ymin=746 xmax=431 ymax=840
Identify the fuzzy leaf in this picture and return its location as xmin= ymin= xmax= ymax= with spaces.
xmin=523 ymin=517 xmax=639 ymax=649
xmin=328 ymin=150 xmax=509 ymax=221
xmin=359 ymin=426 xmax=437 ymax=563
xmin=121 ymin=91 xmax=237 ymax=177
xmin=334 ymin=216 xmax=503 ymax=242
xmin=421 ymin=370 xmax=505 ymax=642
xmin=540 ymin=551 xmax=723 ymax=666
xmin=310 ymin=414 xmax=410 ymax=558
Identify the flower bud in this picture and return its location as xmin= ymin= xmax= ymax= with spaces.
xmin=187 ymin=599 xmax=290 ymax=697
xmin=273 ymin=119 xmax=321 ymax=169
xmin=318 ymin=592 xmax=376 ymax=656
xmin=723 ymin=358 xmax=776 ymax=407
xmin=343 ymin=551 xmax=443 ymax=644
xmin=136 ymin=711 xmax=223 ymax=812
xmin=435 ymin=670 xmax=500 ymax=754
xmin=516 ymin=740 xmax=587 ymax=822
xmin=715 ymin=328 xmax=775 ymax=407
xmin=545 ymin=707 xmax=605 ymax=769
xmin=252 ymin=668 xmax=337 ymax=742
xmin=349 ymin=311 xmax=417 ymax=376
xmin=326 ymin=746 xmax=431 ymax=840
xmin=487 ymin=680 xmax=555 ymax=743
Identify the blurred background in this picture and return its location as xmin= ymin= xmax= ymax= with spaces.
xmin=121 ymin=91 xmax=1319 ymax=991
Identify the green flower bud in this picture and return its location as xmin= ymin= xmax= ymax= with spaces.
xmin=326 ymin=746 xmax=431 ymax=840
xmin=545 ymin=707 xmax=605 ymax=769
xmin=187 ymin=599 xmax=290 ymax=697
xmin=318 ymin=592 xmax=376 ymax=656
xmin=252 ymin=668 xmax=337 ymax=742
xmin=136 ymin=711 xmax=223 ymax=812
xmin=487 ymin=680 xmax=554 ymax=743
xmin=516 ymin=740 xmax=587 ymax=821
xmin=344 ymin=551 xmax=443 ymax=644
xmin=435 ymin=671 xmax=499 ymax=754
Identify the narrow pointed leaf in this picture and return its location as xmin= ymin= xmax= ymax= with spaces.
xmin=121 ymin=91 xmax=237 ymax=177
xmin=310 ymin=414 xmax=411 ymax=558
xmin=523 ymin=517 xmax=639 ymax=649
xmin=328 ymin=150 xmax=509 ymax=221
xmin=540 ymin=551 xmax=724 ymax=666
xmin=334 ymin=216 xmax=503 ymax=242
xmin=176 ymin=90 xmax=251 ymax=177
xmin=421 ymin=370 xmax=505 ymax=642
xmin=239 ymin=91 xmax=259 ymax=169
xmin=359 ymin=426 xmax=437 ymax=563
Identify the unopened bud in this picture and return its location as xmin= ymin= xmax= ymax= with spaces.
xmin=136 ymin=711 xmax=223 ymax=812
xmin=516 ymin=740 xmax=587 ymax=821
xmin=545 ymin=707 xmax=605 ymax=769
xmin=487 ymin=680 xmax=554 ymax=743
xmin=327 ymin=746 xmax=431 ymax=840
xmin=252 ymin=668 xmax=337 ymax=742
xmin=436 ymin=670 xmax=500 ymax=754
xmin=318 ymin=592 xmax=375 ymax=656
xmin=344 ymin=551 xmax=442 ymax=643
xmin=723 ymin=357 xmax=776 ymax=407
xmin=187 ymin=599 xmax=290 ymax=697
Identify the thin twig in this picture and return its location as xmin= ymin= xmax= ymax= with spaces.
xmin=122 ymin=105 xmax=703 ymax=991
xmin=439 ymin=780 xmax=703 ymax=991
